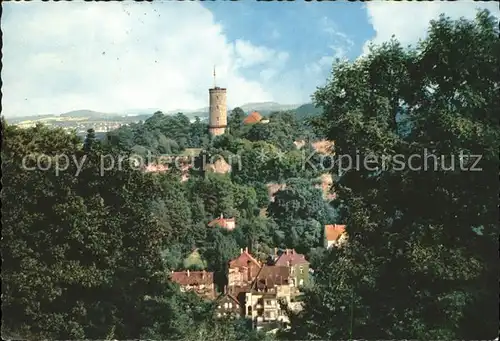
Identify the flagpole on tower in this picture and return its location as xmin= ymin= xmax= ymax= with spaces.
xmin=213 ymin=65 xmax=216 ymax=88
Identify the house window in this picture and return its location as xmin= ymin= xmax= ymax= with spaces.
xmin=266 ymin=300 xmax=272 ymax=306
xmin=299 ymin=279 xmax=304 ymax=286
xmin=299 ymin=266 xmax=304 ymax=274
xmin=229 ymin=302 xmax=233 ymax=309
xmin=217 ymin=312 xmax=221 ymax=317
xmin=265 ymin=311 xmax=271 ymax=318
xmin=224 ymin=302 xmax=229 ymax=309
xmin=217 ymin=305 xmax=221 ymax=309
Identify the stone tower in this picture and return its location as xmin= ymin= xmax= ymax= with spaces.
xmin=208 ymin=67 xmax=227 ymax=136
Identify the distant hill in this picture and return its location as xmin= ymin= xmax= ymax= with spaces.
xmin=161 ymin=102 xmax=302 ymax=120
xmin=122 ymin=102 xmax=312 ymax=120
xmin=7 ymin=101 xmax=318 ymax=125
xmin=293 ymin=103 xmax=323 ymax=119
xmin=238 ymin=102 xmax=300 ymax=113
xmin=60 ymin=110 xmax=116 ymax=118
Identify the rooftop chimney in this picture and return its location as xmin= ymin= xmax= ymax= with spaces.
xmin=291 ymin=249 xmax=295 ymax=254
xmin=245 ymin=247 xmax=248 ymax=253
xmin=274 ymin=247 xmax=277 ymax=256
xmin=240 ymin=248 xmax=243 ymax=254
xmin=187 ymin=270 xmax=190 ymax=277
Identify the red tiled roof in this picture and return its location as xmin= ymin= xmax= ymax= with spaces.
xmin=208 ymin=214 xmax=235 ymax=228
xmin=229 ymin=248 xmax=261 ymax=269
xmin=275 ymin=249 xmax=309 ymax=266
xmin=243 ymin=111 xmax=263 ymax=125
xmin=170 ymin=270 xmax=213 ymax=286
xmin=325 ymin=224 xmax=346 ymax=241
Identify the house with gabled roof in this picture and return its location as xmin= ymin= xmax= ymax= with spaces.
xmin=221 ymin=248 xmax=307 ymax=330
xmin=228 ymin=247 xmax=262 ymax=287
xmin=243 ymin=111 xmax=264 ymax=125
xmin=208 ymin=213 xmax=236 ymax=231
xmin=170 ymin=270 xmax=215 ymax=299
xmin=215 ymin=292 xmax=242 ymax=319
xmin=274 ymin=249 xmax=310 ymax=288
xmin=324 ymin=224 xmax=347 ymax=248
xmin=244 ymin=264 xmax=293 ymax=331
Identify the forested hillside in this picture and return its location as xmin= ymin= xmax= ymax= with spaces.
xmin=293 ymin=103 xmax=322 ymax=120
xmin=2 ymin=10 xmax=498 ymax=340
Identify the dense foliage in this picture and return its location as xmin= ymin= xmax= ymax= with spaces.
xmin=2 ymin=10 xmax=497 ymax=341
xmin=0 ymin=124 xmax=278 ymax=340
xmin=105 ymin=112 xmax=211 ymax=154
xmin=1 ymin=109 xmax=327 ymax=339
xmin=282 ymin=10 xmax=499 ymax=340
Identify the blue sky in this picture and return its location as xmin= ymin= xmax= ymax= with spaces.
xmin=2 ymin=1 xmax=498 ymax=117
xmin=204 ymin=1 xmax=372 ymax=63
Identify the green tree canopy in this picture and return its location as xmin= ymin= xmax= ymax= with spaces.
xmin=227 ymin=107 xmax=246 ymax=137
xmin=2 ymin=125 xmax=187 ymax=339
xmin=283 ymin=10 xmax=499 ymax=340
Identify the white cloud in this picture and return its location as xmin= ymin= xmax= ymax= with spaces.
xmin=233 ymin=41 xmax=289 ymax=69
xmin=305 ymin=56 xmax=335 ymax=76
xmin=363 ymin=0 xmax=500 ymax=54
xmin=297 ymin=17 xmax=353 ymax=87
xmin=2 ymin=2 xmax=302 ymax=117
xmin=321 ymin=16 xmax=354 ymax=60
